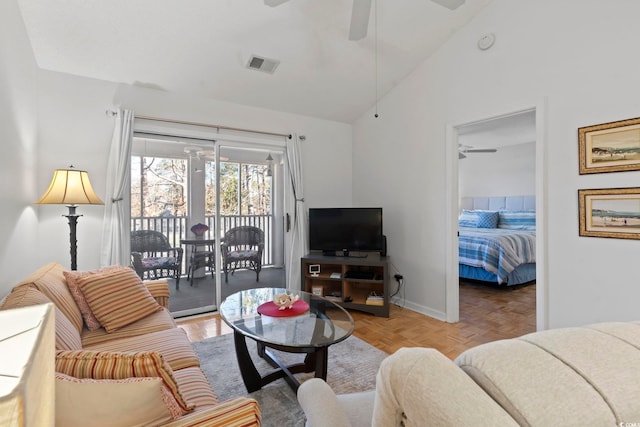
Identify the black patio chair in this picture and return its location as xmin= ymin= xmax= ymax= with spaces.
xmin=221 ymin=226 xmax=264 ymax=283
xmin=130 ymin=230 xmax=183 ymax=289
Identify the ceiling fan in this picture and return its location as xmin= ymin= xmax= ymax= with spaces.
xmin=458 ymin=144 xmax=497 ymax=159
xmin=264 ymin=0 xmax=466 ymax=41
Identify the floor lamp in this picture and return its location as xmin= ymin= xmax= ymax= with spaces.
xmin=35 ymin=167 xmax=104 ymax=271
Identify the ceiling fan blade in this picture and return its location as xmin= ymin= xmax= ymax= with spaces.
xmin=430 ymin=0 xmax=465 ymax=10
xmin=465 ymin=148 xmax=497 ymax=153
xmin=348 ymin=0 xmax=372 ymax=41
xmin=264 ymin=0 xmax=290 ymax=7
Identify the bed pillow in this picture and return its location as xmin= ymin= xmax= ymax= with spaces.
xmin=55 ymin=373 xmax=182 ymax=427
xmin=74 ymin=267 xmax=162 ymax=332
xmin=476 ymin=211 xmax=500 ymax=228
xmin=458 ymin=210 xmax=499 ymax=229
xmin=498 ymin=210 xmax=536 ymax=230
xmin=458 ymin=210 xmax=478 ymax=228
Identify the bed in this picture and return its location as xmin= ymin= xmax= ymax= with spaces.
xmin=458 ymin=196 xmax=536 ymax=286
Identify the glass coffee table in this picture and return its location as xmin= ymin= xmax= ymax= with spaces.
xmin=219 ymin=287 xmax=354 ymax=392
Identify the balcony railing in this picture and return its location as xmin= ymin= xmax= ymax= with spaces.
xmin=131 ymin=214 xmax=274 ymax=271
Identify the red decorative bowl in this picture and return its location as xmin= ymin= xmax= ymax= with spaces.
xmin=257 ymin=300 xmax=310 ymax=317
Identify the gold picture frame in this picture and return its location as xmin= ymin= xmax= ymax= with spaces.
xmin=578 ymin=117 xmax=640 ymax=174
xmin=578 ymin=187 xmax=640 ymax=239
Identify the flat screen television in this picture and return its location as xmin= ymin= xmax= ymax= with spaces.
xmin=308 ymin=207 xmax=383 ymax=256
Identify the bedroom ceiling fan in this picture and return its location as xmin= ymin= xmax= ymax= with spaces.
xmin=264 ymin=0 xmax=466 ymax=41
xmin=458 ymin=144 xmax=497 ymax=159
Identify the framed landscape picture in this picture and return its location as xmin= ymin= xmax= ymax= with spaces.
xmin=579 ymin=187 xmax=640 ymax=239
xmin=578 ymin=117 xmax=640 ymax=174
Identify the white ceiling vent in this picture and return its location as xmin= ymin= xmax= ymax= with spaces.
xmin=246 ymin=55 xmax=280 ymax=74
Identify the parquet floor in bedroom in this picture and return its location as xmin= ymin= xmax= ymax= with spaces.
xmin=177 ymin=281 xmax=536 ymax=360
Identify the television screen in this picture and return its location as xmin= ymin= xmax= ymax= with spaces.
xmin=308 ymin=208 xmax=383 ymax=254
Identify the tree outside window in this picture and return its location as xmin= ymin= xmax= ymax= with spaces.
xmin=205 ymin=161 xmax=271 ymax=216
xmin=132 ymin=155 xmax=270 ymax=220
xmin=131 ymin=156 xmax=187 ymax=218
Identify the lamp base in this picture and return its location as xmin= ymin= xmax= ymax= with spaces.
xmin=64 ymin=205 xmax=82 ymax=271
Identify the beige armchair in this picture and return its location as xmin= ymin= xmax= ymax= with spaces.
xmin=300 ymin=322 xmax=640 ymax=427
xmin=298 ymin=347 xmax=514 ymax=427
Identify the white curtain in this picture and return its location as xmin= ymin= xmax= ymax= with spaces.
xmin=285 ymin=134 xmax=308 ymax=291
xmin=100 ymin=109 xmax=134 ymax=267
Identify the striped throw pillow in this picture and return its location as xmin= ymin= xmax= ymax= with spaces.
xmin=64 ymin=265 xmax=127 ymax=331
xmin=55 ymin=350 xmax=194 ymax=414
xmin=75 ymin=267 xmax=162 ymax=333
xmin=55 ymin=373 xmax=183 ymax=426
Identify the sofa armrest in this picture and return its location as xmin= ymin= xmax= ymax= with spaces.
xmin=372 ymin=348 xmax=518 ymax=427
xmin=162 ymin=398 xmax=260 ymax=427
xmin=144 ymin=279 xmax=170 ymax=309
xmin=298 ymin=378 xmax=353 ymax=427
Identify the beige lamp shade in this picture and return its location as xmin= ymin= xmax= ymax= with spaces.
xmin=0 ymin=303 xmax=55 ymax=427
xmin=35 ymin=168 xmax=104 ymax=205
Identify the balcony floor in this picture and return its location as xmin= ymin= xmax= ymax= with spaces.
xmin=164 ymin=266 xmax=286 ymax=315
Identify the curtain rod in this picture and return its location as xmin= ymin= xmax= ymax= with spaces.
xmin=134 ymin=114 xmax=291 ymax=139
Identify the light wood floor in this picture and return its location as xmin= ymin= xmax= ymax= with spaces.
xmin=177 ymin=281 xmax=536 ymax=360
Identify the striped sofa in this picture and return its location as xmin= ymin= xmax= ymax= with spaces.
xmin=0 ymin=262 xmax=260 ymax=426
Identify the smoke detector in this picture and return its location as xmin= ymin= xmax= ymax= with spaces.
xmin=246 ymin=55 xmax=280 ymax=74
xmin=477 ymin=33 xmax=496 ymax=50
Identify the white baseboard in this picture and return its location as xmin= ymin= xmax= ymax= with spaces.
xmin=390 ymin=297 xmax=447 ymax=322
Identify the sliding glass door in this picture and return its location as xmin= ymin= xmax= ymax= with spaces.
xmin=213 ymin=143 xmax=286 ymax=310
xmin=130 ymin=133 xmax=285 ymax=316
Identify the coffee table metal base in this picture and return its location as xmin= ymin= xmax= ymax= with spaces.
xmin=233 ymin=330 xmax=329 ymax=393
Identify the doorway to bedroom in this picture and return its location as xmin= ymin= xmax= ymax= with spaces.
xmin=449 ymin=107 xmax=542 ymax=331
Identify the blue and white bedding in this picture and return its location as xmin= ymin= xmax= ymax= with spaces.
xmin=459 ymin=227 xmax=536 ymax=285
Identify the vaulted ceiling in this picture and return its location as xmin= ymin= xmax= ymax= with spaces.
xmin=17 ymin=0 xmax=492 ymax=123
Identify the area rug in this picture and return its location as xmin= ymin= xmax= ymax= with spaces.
xmin=193 ymin=333 xmax=387 ymax=427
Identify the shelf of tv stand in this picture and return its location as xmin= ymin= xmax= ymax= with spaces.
xmin=301 ymin=253 xmax=389 ymax=317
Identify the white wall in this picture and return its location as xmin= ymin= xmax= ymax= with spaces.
xmin=8 ymin=0 xmax=640 ymax=330
xmin=35 ymin=72 xmax=119 ymax=272
xmin=353 ymin=0 xmax=640 ymax=328
xmin=459 ymin=142 xmax=535 ymax=198
xmin=0 ymin=0 xmax=40 ymax=296
xmin=33 ymin=71 xmax=353 ymax=274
